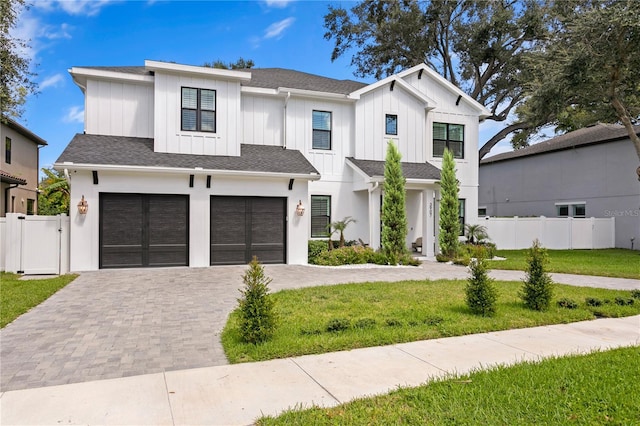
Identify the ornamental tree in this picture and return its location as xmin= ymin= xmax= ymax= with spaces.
xmin=438 ymin=148 xmax=460 ymax=259
xmin=381 ymin=141 xmax=408 ymax=264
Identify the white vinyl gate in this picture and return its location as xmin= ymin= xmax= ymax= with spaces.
xmin=1 ymin=214 xmax=70 ymax=274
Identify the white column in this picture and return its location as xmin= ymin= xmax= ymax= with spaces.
xmin=369 ymin=185 xmax=381 ymax=249
xmin=422 ymin=188 xmax=436 ymax=257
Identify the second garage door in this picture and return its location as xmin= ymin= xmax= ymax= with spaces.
xmin=210 ymin=196 xmax=286 ymax=265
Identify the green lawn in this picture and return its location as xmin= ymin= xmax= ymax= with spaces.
xmin=221 ymin=279 xmax=640 ymax=363
xmin=258 ymin=345 xmax=640 ymax=425
xmin=0 ymin=272 xmax=78 ymax=328
xmin=486 ymin=248 xmax=640 ymax=279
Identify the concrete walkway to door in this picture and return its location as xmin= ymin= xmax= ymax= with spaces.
xmin=1 ymin=262 xmax=638 ymax=392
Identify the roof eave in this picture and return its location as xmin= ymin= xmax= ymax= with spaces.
xmin=53 ymin=162 xmax=321 ymax=180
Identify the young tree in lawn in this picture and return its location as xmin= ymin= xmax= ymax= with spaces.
xmin=438 ymin=149 xmax=460 ymax=260
xmin=381 ymin=141 xmax=408 ymax=264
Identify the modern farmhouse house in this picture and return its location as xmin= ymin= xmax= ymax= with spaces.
xmin=55 ymin=60 xmax=489 ymax=270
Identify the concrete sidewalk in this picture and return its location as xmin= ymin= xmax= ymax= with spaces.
xmin=2 ymin=315 xmax=638 ymax=426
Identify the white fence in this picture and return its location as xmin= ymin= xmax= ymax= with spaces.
xmin=0 ymin=214 xmax=70 ymax=274
xmin=483 ymin=216 xmax=615 ymax=250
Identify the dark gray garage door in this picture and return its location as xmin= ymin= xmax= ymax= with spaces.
xmin=100 ymin=193 xmax=189 ymax=268
xmin=210 ymin=196 xmax=286 ymax=265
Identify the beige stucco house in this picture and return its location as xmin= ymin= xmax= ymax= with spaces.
xmin=1 ymin=118 xmax=47 ymax=216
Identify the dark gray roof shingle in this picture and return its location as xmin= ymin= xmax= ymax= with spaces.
xmin=347 ymin=157 xmax=441 ymax=180
xmin=56 ymin=134 xmax=319 ymax=175
xmin=481 ymin=123 xmax=640 ymax=164
xmin=76 ymin=65 xmax=366 ymax=95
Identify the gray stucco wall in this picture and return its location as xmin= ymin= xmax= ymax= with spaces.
xmin=479 ymin=139 xmax=640 ymax=250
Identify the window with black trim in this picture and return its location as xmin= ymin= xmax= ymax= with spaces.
xmin=27 ymin=199 xmax=35 ymax=215
xmin=557 ymin=203 xmax=585 ymax=218
xmin=478 ymin=207 xmax=487 ymax=217
xmin=311 ymin=195 xmax=331 ymax=237
xmin=433 ymin=122 xmax=464 ymax=158
xmin=312 ymin=110 xmax=331 ymax=150
xmin=5 ymin=137 xmax=11 ymax=164
xmin=385 ymin=114 xmax=398 ymax=135
xmin=181 ymin=87 xmax=216 ymax=132
xmin=459 ymin=199 xmax=466 ymax=236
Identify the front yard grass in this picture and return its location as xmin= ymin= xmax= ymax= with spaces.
xmin=486 ymin=248 xmax=640 ymax=279
xmin=221 ymin=279 xmax=640 ymax=363
xmin=258 ymin=345 xmax=640 ymax=425
xmin=0 ymin=272 xmax=78 ymax=328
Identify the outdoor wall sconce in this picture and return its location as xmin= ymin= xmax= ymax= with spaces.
xmin=77 ymin=195 xmax=88 ymax=215
xmin=295 ymin=200 xmax=305 ymax=216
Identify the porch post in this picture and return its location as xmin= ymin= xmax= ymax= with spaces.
xmin=422 ymin=189 xmax=435 ymax=257
xmin=369 ymin=185 xmax=381 ymax=249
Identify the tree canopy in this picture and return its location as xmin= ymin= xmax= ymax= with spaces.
xmin=38 ymin=168 xmax=70 ymax=216
xmin=203 ymin=57 xmax=255 ymax=70
xmin=1 ymin=0 xmax=37 ymax=121
xmin=518 ymin=0 xmax=640 ymax=171
xmin=324 ymin=0 xmax=550 ymax=156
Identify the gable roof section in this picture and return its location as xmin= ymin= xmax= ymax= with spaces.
xmin=346 ymin=157 xmax=441 ymax=181
xmin=481 ymin=123 xmax=640 ymax=165
xmin=55 ymin=134 xmax=320 ymax=177
xmin=349 ymin=76 xmax=437 ymax=108
xmin=398 ymin=64 xmax=492 ymax=119
xmin=2 ymin=118 xmax=47 ymax=146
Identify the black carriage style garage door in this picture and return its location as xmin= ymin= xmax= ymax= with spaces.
xmin=99 ymin=193 xmax=189 ymax=268
xmin=210 ymin=196 xmax=286 ymax=265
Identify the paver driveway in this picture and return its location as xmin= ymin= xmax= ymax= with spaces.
xmin=1 ymin=263 xmax=637 ymax=392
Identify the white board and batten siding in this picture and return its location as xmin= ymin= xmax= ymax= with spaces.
xmin=354 ymin=83 xmax=426 ymax=163
xmin=241 ymin=94 xmax=283 ymax=146
xmin=153 ymin=73 xmax=242 ymax=157
xmin=85 ymin=79 xmax=154 ymax=138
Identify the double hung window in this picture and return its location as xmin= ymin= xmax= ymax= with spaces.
xmin=312 ymin=111 xmax=332 ymax=150
xmin=181 ymin=87 xmax=216 ymax=132
xmin=433 ymin=123 xmax=464 ymax=158
xmin=311 ymin=195 xmax=331 ymax=237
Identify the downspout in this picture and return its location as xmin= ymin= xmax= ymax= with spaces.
xmin=282 ymin=91 xmax=291 ymax=149
xmin=4 ymin=184 xmax=19 ymax=214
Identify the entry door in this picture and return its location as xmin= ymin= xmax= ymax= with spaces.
xmin=210 ymin=196 xmax=286 ymax=265
xmin=100 ymin=193 xmax=189 ymax=268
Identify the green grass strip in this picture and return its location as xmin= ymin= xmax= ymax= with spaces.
xmin=486 ymin=248 xmax=640 ymax=279
xmin=222 ymin=279 xmax=640 ymax=363
xmin=1 ymin=272 xmax=78 ymax=328
xmin=258 ymin=346 xmax=640 ymax=425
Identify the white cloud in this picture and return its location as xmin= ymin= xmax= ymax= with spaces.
xmin=53 ymin=0 xmax=118 ymax=16
xmin=40 ymin=74 xmax=65 ymax=90
xmin=264 ymin=17 xmax=295 ymax=39
xmin=63 ymin=106 xmax=84 ymax=123
xmin=264 ymin=0 xmax=295 ymax=8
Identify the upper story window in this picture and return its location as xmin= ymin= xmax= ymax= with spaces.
xmin=433 ymin=122 xmax=464 ymax=159
xmin=5 ymin=137 xmax=11 ymax=164
xmin=312 ymin=110 xmax=332 ymax=150
xmin=181 ymin=87 xmax=216 ymax=132
xmin=385 ymin=114 xmax=398 ymax=135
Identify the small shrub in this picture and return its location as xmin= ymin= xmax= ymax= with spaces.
xmin=557 ymin=298 xmax=578 ymax=309
xmin=465 ymin=257 xmax=498 ymax=316
xmin=398 ymin=252 xmax=421 ymax=266
xmin=237 ymin=257 xmax=278 ymax=344
xmin=615 ymin=297 xmax=634 ymax=306
xmin=384 ymin=318 xmax=403 ymax=327
xmin=436 ymin=253 xmax=450 ymax=263
xmin=308 ymin=240 xmax=328 ymax=264
xmin=354 ymin=318 xmax=377 ymax=329
xmin=453 ymin=255 xmax=471 ymax=266
xmin=585 ymin=297 xmax=603 ymax=307
xmin=369 ymin=250 xmax=389 ymax=265
xmin=631 ymin=289 xmax=640 ymax=299
xmin=482 ymin=242 xmax=497 ymax=259
xmin=315 ymin=246 xmax=374 ymax=266
xmin=326 ymin=318 xmax=350 ymax=332
xmin=520 ymin=240 xmax=554 ymax=311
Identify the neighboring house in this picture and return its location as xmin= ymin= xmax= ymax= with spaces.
xmin=55 ymin=60 xmax=489 ymax=270
xmin=1 ymin=118 xmax=47 ymax=216
xmin=479 ymin=123 xmax=640 ymax=250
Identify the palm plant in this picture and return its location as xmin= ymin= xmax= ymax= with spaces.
xmin=465 ymin=224 xmax=489 ymax=245
xmin=329 ymin=216 xmax=357 ymax=248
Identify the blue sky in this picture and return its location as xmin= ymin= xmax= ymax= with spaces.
xmin=14 ymin=0 xmax=511 ymax=173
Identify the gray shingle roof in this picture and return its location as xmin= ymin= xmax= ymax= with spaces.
xmin=2 ymin=117 xmax=47 ymax=145
xmin=76 ymin=65 xmax=366 ymax=95
xmin=481 ymin=123 xmax=640 ymax=164
xmin=347 ymin=157 xmax=441 ymax=180
xmin=56 ymin=134 xmax=319 ymax=175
